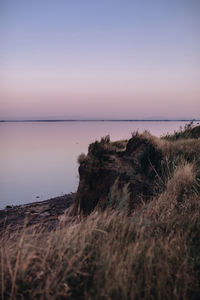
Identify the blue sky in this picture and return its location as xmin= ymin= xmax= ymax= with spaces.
xmin=0 ymin=0 xmax=199 ymax=119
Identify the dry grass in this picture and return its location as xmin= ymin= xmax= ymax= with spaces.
xmin=140 ymin=130 xmax=200 ymax=187
xmin=1 ymin=161 xmax=200 ymax=300
xmin=162 ymin=122 xmax=200 ymax=141
xmin=1 ymin=127 xmax=200 ymax=299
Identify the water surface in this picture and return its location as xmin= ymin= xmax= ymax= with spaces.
xmin=0 ymin=121 xmax=195 ymax=209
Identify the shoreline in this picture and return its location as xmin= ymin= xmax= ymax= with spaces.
xmin=0 ymin=193 xmax=75 ymax=234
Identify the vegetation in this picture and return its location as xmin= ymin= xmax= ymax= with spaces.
xmin=77 ymin=153 xmax=87 ymax=164
xmin=162 ymin=121 xmax=200 ymax=141
xmin=0 ymin=124 xmax=200 ymax=299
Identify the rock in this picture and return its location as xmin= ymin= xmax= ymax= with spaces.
xmin=6 ymin=205 xmax=13 ymax=209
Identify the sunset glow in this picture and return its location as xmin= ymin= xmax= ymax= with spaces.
xmin=0 ymin=0 xmax=199 ymax=120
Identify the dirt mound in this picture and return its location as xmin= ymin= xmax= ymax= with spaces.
xmin=72 ymin=134 xmax=163 ymax=215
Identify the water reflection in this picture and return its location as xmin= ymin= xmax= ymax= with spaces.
xmin=0 ymin=121 xmax=193 ymax=208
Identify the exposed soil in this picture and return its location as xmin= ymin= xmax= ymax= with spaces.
xmin=73 ymin=134 xmax=163 ymax=215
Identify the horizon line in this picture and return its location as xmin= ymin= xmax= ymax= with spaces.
xmin=0 ymin=119 xmax=199 ymax=123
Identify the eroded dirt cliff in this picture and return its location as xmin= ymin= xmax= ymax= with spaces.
xmin=73 ymin=133 xmax=164 ymax=215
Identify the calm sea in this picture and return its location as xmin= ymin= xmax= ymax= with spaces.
xmin=0 ymin=121 xmax=196 ymax=209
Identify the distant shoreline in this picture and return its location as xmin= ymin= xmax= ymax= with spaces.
xmin=0 ymin=119 xmax=199 ymax=123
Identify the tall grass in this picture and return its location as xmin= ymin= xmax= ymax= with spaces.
xmin=1 ymin=126 xmax=200 ymax=299
xmin=0 ymin=162 xmax=199 ymax=300
xmin=162 ymin=121 xmax=199 ymax=140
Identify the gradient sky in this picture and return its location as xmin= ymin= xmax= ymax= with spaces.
xmin=0 ymin=0 xmax=199 ymax=120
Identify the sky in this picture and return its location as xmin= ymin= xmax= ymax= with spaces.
xmin=0 ymin=0 xmax=199 ymax=120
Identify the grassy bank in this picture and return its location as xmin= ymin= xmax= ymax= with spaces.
xmin=0 ymin=124 xmax=200 ymax=299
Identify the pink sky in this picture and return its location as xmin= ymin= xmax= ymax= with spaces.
xmin=1 ymin=64 xmax=199 ymax=119
xmin=0 ymin=0 xmax=199 ymax=120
